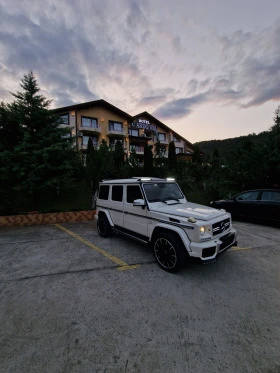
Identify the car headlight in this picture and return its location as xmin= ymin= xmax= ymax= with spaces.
xmin=199 ymin=226 xmax=205 ymax=236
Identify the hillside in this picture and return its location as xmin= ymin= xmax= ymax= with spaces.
xmin=195 ymin=131 xmax=270 ymax=161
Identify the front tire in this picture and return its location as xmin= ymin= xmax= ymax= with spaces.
xmin=153 ymin=232 xmax=186 ymax=272
xmin=97 ymin=214 xmax=113 ymax=237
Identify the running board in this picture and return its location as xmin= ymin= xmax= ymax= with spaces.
xmin=114 ymin=228 xmax=149 ymax=244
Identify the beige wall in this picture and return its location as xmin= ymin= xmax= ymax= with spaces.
xmin=58 ymin=105 xmax=193 ymax=157
xmin=77 ymin=106 xmax=129 ymax=140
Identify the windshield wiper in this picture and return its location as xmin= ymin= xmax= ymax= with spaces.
xmin=148 ymin=198 xmax=163 ymax=202
xmin=162 ymin=197 xmax=181 ymax=204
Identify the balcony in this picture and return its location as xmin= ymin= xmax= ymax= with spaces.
xmin=173 ymin=140 xmax=184 ymax=148
xmin=156 ymin=137 xmax=169 ymax=145
xmin=109 ymin=142 xmax=128 ymax=152
xmin=129 ymin=132 xmax=152 ymax=141
xmin=79 ymin=125 xmax=102 ymax=134
xmin=80 ymin=143 xmax=99 ymax=150
xmin=107 ymin=128 xmax=126 ymax=137
xmin=130 ymin=145 xmax=144 ymax=155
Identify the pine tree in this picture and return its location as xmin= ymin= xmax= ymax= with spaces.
xmin=266 ymin=106 xmax=280 ymax=186
xmin=84 ymin=138 xmax=115 ymax=207
xmin=192 ymin=145 xmax=202 ymax=164
xmin=168 ymin=141 xmax=177 ymax=171
xmin=113 ymin=140 xmax=124 ymax=168
xmin=127 ymin=147 xmax=140 ymax=169
xmin=144 ymin=144 xmax=154 ymax=176
xmin=0 ymin=72 xmax=80 ymax=211
xmin=212 ymin=148 xmax=221 ymax=167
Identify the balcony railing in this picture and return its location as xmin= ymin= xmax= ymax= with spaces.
xmin=173 ymin=140 xmax=184 ymax=148
xmin=129 ymin=132 xmax=152 ymax=140
xmin=107 ymin=128 xmax=126 ymax=136
xmin=156 ymin=137 xmax=169 ymax=145
xmin=130 ymin=145 xmax=144 ymax=154
xmin=80 ymin=125 xmax=102 ymax=134
xmin=81 ymin=143 xmax=99 ymax=150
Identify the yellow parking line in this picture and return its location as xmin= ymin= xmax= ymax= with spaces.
xmin=55 ymin=224 xmax=140 ymax=271
xmin=232 ymin=246 xmax=252 ymax=251
xmin=118 ymin=264 xmax=140 ymax=271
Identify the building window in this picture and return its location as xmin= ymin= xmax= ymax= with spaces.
xmin=173 ymin=136 xmax=179 ymax=142
xmin=83 ymin=135 xmax=98 ymax=146
xmin=158 ymin=133 xmax=166 ymax=141
xmin=81 ymin=116 xmax=98 ymax=128
xmin=60 ymin=113 xmax=69 ymax=125
xmin=109 ymin=121 xmax=123 ymax=132
xmin=129 ymin=129 xmax=139 ymax=137
xmin=175 ymin=148 xmax=183 ymax=154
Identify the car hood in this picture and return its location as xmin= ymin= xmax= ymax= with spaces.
xmin=150 ymin=201 xmax=227 ymax=221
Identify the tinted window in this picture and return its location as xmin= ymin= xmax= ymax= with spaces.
xmin=143 ymin=183 xmax=183 ymax=202
xmin=261 ymin=191 xmax=280 ymax=201
xmin=99 ymin=185 xmax=110 ymax=200
xmin=112 ymin=185 xmax=123 ymax=202
xmin=127 ymin=185 xmax=143 ymax=203
xmin=236 ymin=191 xmax=259 ymax=201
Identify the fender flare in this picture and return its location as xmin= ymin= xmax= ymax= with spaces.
xmin=150 ymin=223 xmax=191 ymax=253
xmin=97 ymin=208 xmax=114 ymax=227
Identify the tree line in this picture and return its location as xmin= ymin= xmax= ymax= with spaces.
xmin=1 ymin=72 xmax=279 ymax=214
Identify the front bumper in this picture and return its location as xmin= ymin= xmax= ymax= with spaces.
xmin=189 ymin=230 xmax=237 ymax=261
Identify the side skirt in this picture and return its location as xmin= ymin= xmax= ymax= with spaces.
xmin=114 ymin=225 xmax=149 ymax=244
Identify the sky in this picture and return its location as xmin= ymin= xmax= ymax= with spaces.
xmin=0 ymin=0 xmax=280 ymax=143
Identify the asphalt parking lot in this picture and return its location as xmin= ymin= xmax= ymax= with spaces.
xmin=0 ymin=221 xmax=280 ymax=373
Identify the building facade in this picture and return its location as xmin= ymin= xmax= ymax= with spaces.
xmin=54 ymin=99 xmax=194 ymax=163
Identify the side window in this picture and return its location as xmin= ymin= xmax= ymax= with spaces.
xmin=236 ymin=191 xmax=259 ymax=201
xmin=112 ymin=185 xmax=123 ymax=202
xmin=127 ymin=185 xmax=143 ymax=203
xmin=99 ymin=185 xmax=110 ymax=200
xmin=261 ymin=191 xmax=280 ymax=201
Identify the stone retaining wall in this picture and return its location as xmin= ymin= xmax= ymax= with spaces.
xmin=0 ymin=210 xmax=96 ymax=227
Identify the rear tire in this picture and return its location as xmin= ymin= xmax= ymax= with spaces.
xmin=153 ymin=231 xmax=186 ymax=272
xmin=97 ymin=214 xmax=113 ymax=237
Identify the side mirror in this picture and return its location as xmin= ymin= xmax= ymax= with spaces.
xmin=133 ymin=199 xmax=146 ymax=207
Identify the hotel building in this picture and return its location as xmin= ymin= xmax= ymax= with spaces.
xmin=53 ymin=99 xmax=194 ymax=163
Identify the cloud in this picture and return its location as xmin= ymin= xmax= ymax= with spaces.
xmin=0 ymin=0 xmax=280 ymax=123
xmin=0 ymin=0 xmax=152 ymax=108
xmin=138 ymin=88 xmax=175 ymax=107
xmin=217 ymin=18 xmax=280 ymax=108
xmin=152 ymin=17 xmax=280 ymax=120
xmin=153 ymin=94 xmax=206 ymax=119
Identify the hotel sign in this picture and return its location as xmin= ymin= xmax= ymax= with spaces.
xmin=131 ymin=119 xmax=157 ymax=133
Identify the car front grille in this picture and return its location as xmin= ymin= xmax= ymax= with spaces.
xmin=212 ymin=218 xmax=230 ymax=236
xmin=219 ymin=232 xmax=235 ymax=251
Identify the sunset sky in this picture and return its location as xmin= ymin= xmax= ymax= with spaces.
xmin=0 ymin=0 xmax=280 ymax=142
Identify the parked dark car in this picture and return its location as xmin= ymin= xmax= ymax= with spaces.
xmin=210 ymin=189 xmax=280 ymax=225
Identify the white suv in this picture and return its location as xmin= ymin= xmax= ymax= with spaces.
xmin=96 ymin=177 xmax=237 ymax=272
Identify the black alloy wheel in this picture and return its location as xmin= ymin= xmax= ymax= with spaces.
xmin=97 ymin=215 xmax=113 ymax=237
xmin=153 ymin=232 xmax=185 ymax=272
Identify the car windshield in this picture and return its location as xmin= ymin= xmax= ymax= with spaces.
xmin=143 ymin=183 xmax=184 ymax=203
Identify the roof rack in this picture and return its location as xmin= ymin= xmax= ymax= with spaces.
xmin=100 ymin=177 xmax=176 ymax=182
xmin=132 ymin=177 xmax=172 ymax=181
